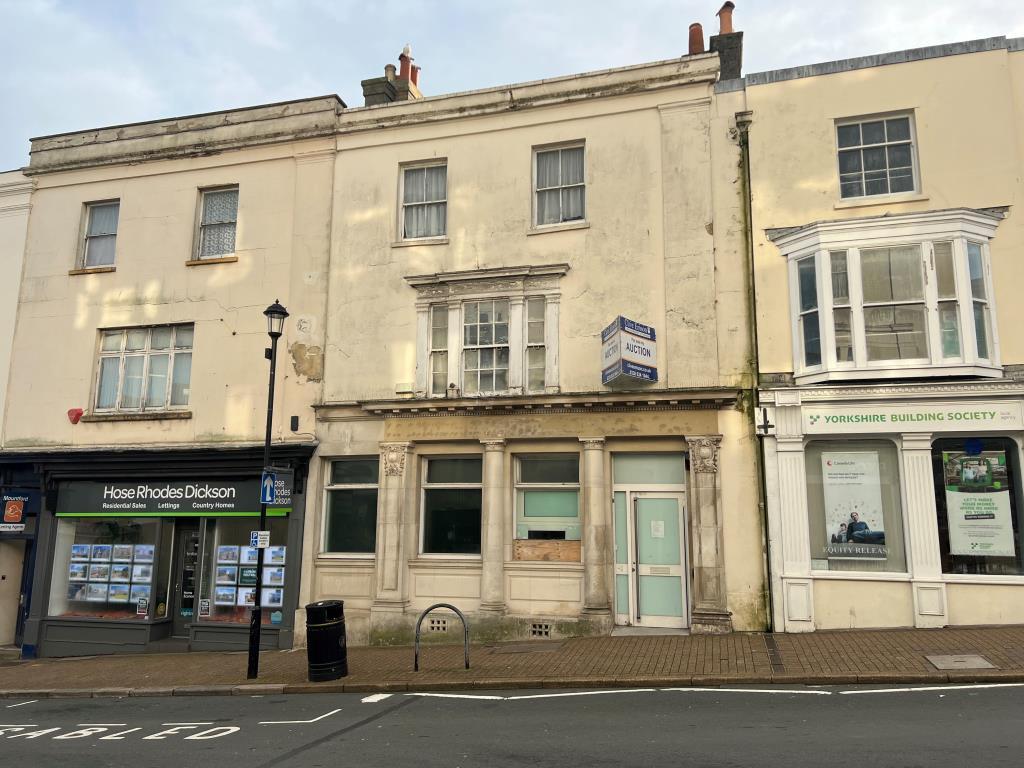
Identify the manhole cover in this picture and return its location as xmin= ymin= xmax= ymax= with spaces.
xmin=925 ymin=654 xmax=996 ymax=670
xmin=491 ymin=642 xmax=565 ymax=654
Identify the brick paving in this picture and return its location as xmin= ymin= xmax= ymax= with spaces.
xmin=1 ymin=626 xmax=1023 ymax=697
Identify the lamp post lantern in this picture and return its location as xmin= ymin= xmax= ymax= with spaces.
xmin=247 ymin=299 xmax=289 ymax=679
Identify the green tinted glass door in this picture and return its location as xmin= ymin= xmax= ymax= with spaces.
xmin=634 ymin=495 xmax=686 ymax=626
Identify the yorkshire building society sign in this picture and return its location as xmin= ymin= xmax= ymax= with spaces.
xmin=803 ymin=402 xmax=1024 ymax=434
xmin=601 ymin=316 xmax=658 ymax=385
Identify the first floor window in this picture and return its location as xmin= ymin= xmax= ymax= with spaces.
xmin=837 ymin=115 xmax=916 ymax=199
xmin=197 ymin=187 xmax=239 ymax=259
xmin=95 ymin=324 xmax=193 ymax=412
xmin=805 ymin=440 xmax=907 ymax=573
xmin=422 ymin=458 xmax=482 ymax=554
xmin=932 ymin=437 xmax=1023 ymax=576
xmin=515 ymin=455 xmax=581 ymax=542
xmin=323 ymin=459 xmax=380 ymax=554
xmin=463 ymin=299 xmax=509 ymax=394
xmin=786 ymin=226 xmax=1000 ymax=380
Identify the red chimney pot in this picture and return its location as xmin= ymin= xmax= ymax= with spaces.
xmin=717 ymin=2 xmax=735 ymax=34
xmin=688 ymin=23 xmax=705 ymax=55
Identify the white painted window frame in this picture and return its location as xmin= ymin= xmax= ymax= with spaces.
xmin=513 ymin=453 xmax=582 ymax=542
xmin=780 ymin=211 xmax=1003 ymax=384
xmin=93 ymin=324 xmax=194 ymax=413
xmin=835 ymin=112 xmax=920 ymax=201
xmin=194 ymin=185 xmax=239 ymax=260
xmin=531 ymin=140 xmax=587 ymax=229
xmin=79 ymin=199 xmax=120 ymax=269
xmin=398 ymin=159 xmax=448 ymax=241
xmin=320 ymin=458 xmax=380 ymax=559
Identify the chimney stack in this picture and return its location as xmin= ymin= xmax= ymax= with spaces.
xmin=709 ymin=2 xmax=743 ymax=80
xmin=688 ymin=23 xmax=705 ymax=55
xmin=361 ymin=44 xmax=425 ymax=106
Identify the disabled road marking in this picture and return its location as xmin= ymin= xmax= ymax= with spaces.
xmin=507 ymin=688 xmax=657 ymax=700
xmin=407 ymin=693 xmax=505 ymax=701
xmin=258 ymin=708 xmax=343 ymax=725
xmin=361 ymin=694 xmax=393 ymax=703
xmin=5 ymin=701 xmax=37 ymax=708
xmin=840 ymin=683 xmax=1024 ymax=695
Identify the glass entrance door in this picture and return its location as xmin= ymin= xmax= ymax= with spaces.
xmin=614 ymin=492 xmax=688 ymax=628
xmin=171 ymin=522 xmax=200 ymax=637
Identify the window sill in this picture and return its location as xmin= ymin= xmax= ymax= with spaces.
xmin=186 ymin=255 xmax=238 ymax=266
xmin=392 ymin=237 xmax=449 ymax=248
xmin=81 ymin=410 xmax=193 ymax=423
xmin=942 ymin=574 xmax=1024 ymax=585
xmin=316 ymin=553 xmax=376 ymax=562
xmin=833 ymin=193 xmax=929 ymax=210
xmin=809 ymin=570 xmax=912 ymax=582
xmin=409 ymin=556 xmax=482 ymax=567
xmin=69 ymin=266 xmax=116 ymax=276
xmin=527 ymin=221 xmax=590 ymax=236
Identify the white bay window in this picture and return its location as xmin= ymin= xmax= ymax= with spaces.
xmin=778 ymin=209 xmax=1003 ymax=383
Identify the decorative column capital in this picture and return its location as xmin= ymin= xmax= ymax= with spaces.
xmin=480 ymin=439 xmax=507 ymax=452
xmin=380 ymin=442 xmax=412 ymax=477
xmin=687 ymin=435 xmax=722 ymax=473
xmin=579 ymin=437 xmax=606 ymax=450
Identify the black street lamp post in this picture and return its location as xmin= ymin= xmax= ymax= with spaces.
xmin=247 ymin=299 xmax=289 ymax=680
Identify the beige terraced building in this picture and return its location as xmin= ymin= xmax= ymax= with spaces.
xmin=740 ymin=36 xmax=1024 ymax=631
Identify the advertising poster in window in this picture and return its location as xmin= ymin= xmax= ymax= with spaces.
xmin=822 ymin=452 xmax=888 ymax=559
xmin=942 ymin=450 xmax=1015 ymax=557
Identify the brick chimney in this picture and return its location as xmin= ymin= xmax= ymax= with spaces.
xmin=709 ymin=2 xmax=743 ymax=80
xmin=361 ymin=44 xmax=424 ymax=106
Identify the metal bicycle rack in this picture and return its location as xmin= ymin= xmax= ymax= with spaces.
xmin=414 ymin=603 xmax=470 ymax=672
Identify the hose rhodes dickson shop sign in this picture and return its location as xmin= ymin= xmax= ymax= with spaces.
xmin=56 ymin=474 xmax=293 ymax=518
xmin=601 ymin=316 xmax=658 ymax=385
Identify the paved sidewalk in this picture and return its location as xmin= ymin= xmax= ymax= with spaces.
xmin=1 ymin=626 xmax=1023 ymax=698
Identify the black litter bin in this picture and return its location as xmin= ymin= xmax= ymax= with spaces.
xmin=305 ymin=600 xmax=348 ymax=681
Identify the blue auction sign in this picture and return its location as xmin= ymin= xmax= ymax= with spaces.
xmin=601 ymin=315 xmax=658 ymax=385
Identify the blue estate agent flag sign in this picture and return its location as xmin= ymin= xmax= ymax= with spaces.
xmin=55 ymin=472 xmax=294 ymax=518
xmin=261 ymin=470 xmax=277 ymax=504
xmin=601 ymin=315 xmax=658 ymax=385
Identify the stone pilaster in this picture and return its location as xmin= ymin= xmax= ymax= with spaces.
xmin=479 ymin=439 xmax=507 ymax=614
xmin=686 ymin=434 xmax=733 ymax=633
xmin=902 ymin=432 xmax=948 ymax=628
xmin=372 ymin=442 xmax=412 ymax=612
xmin=580 ymin=437 xmax=612 ymax=618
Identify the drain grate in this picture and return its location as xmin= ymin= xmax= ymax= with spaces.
xmin=925 ymin=654 xmax=996 ymax=670
xmin=428 ymin=617 xmax=449 ymax=633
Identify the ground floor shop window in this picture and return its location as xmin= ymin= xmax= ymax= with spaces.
xmin=199 ymin=518 xmax=289 ymax=625
xmin=805 ymin=440 xmax=908 ymax=573
xmin=515 ymin=454 xmax=580 ymax=540
xmin=932 ymin=437 xmax=1024 ymax=575
xmin=48 ymin=518 xmax=170 ymax=620
xmin=422 ymin=458 xmax=482 ymax=554
xmin=323 ymin=459 xmax=379 ymax=554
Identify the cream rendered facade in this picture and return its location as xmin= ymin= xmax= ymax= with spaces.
xmin=0 ymin=170 xmax=33 ymax=646
xmin=742 ymin=37 xmax=1024 ymax=631
xmin=303 ymin=52 xmax=766 ymax=645
xmin=4 ymin=99 xmax=339 ymax=655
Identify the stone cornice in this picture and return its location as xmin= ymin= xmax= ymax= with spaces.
xmin=313 ymin=388 xmax=741 ymax=420
xmin=759 ymin=379 xmax=1024 ymax=405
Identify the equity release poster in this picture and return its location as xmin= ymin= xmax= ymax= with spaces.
xmin=942 ymin=450 xmax=1016 ymax=557
xmin=822 ymin=452 xmax=888 ymax=559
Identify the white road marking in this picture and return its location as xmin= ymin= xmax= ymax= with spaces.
xmin=507 ymin=688 xmax=657 ymax=701
xmin=162 ymin=722 xmax=214 ymax=726
xmin=840 ymin=683 xmax=1024 ymax=696
xmin=78 ymin=723 xmax=127 ymax=727
xmin=258 ymin=708 xmax=343 ymax=725
xmin=361 ymin=693 xmax=393 ymax=703
xmin=99 ymin=728 xmax=144 ymax=740
xmin=5 ymin=701 xmax=37 ymax=708
xmin=662 ymin=687 xmax=832 ymax=696
xmin=406 ymin=693 xmax=505 ymax=701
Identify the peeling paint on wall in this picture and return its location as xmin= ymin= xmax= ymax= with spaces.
xmin=290 ymin=342 xmax=324 ymax=382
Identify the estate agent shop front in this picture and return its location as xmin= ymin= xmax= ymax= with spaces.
xmin=760 ymin=381 xmax=1024 ymax=632
xmin=16 ymin=445 xmax=313 ymax=658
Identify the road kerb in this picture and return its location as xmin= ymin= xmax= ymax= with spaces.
xmin=172 ymin=685 xmax=235 ymax=696
xmin=129 ymin=687 xmax=175 ymax=697
xmin=232 ymin=684 xmax=287 ymax=696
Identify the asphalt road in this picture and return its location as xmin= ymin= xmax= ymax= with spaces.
xmin=2 ymin=684 xmax=1023 ymax=767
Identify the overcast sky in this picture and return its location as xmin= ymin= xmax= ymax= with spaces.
xmin=2 ymin=0 xmax=1022 ymax=170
